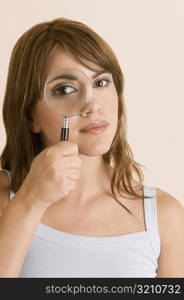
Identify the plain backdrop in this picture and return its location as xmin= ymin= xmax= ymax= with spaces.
xmin=0 ymin=0 xmax=183 ymax=204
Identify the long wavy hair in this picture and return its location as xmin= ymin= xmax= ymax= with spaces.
xmin=0 ymin=18 xmax=153 ymax=214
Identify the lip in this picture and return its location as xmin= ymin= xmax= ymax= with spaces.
xmin=80 ymin=125 xmax=108 ymax=135
xmin=79 ymin=120 xmax=109 ymax=132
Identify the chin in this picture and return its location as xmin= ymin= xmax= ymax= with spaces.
xmin=78 ymin=140 xmax=112 ymax=157
xmin=73 ymin=126 xmax=117 ymax=156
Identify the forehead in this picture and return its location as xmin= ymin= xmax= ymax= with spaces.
xmin=47 ymin=48 xmax=105 ymax=79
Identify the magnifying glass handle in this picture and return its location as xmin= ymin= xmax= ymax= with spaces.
xmin=60 ymin=117 xmax=69 ymax=141
xmin=60 ymin=128 xmax=69 ymax=141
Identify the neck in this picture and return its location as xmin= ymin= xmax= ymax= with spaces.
xmin=60 ymin=154 xmax=114 ymax=209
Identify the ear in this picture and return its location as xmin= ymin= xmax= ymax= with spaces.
xmin=28 ymin=111 xmax=41 ymax=134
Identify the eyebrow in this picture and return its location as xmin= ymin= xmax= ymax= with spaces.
xmin=47 ymin=70 xmax=111 ymax=84
xmin=91 ymin=70 xmax=111 ymax=79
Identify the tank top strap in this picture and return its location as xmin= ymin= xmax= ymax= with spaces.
xmin=143 ymin=185 xmax=160 ymax=259
xmin=0 ymin=169 xmax=14 ymax=200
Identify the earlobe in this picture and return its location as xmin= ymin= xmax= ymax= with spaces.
xmin=28 ymin=114 xmax=41 ymax=133
xmin=30 ymin=122 xmax=41 ymax=133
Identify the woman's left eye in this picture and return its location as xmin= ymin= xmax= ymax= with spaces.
xmin=95 ymin=79 xmax=110 ymax=87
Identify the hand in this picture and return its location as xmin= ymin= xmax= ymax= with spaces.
xmin=19 ymin=141 xmax=81 ymax=208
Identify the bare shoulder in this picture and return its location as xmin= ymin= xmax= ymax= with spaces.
xmin=156 ymin=187 xmax=184 ymax=233
xmin=0 ymin=170 xmax=10 ymax=215
xmin=155 ymin=187 xmax=184 ymax=277
xmin=156 ymin=187 xmax=184 ymax=221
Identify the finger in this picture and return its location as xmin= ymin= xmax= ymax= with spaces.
xmin=58 ymin=142 xmax=78 ymax=156
xmin=63 ymin=156 xmax=82 ymax=168
xmin=65 ymin=168 xmax=80 ymax=179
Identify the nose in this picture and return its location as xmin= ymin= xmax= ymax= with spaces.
xmin=79 ymin=99 xmax=103 ymax=117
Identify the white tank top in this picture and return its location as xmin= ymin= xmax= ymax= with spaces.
xmin=1 ymin=169 xmax=160 ymax=277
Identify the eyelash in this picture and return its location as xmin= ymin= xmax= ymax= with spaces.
xmin=52 ymin=78 xmax=111 ymax=96
xmin=94 ymin=78 xmax=111 ymax=88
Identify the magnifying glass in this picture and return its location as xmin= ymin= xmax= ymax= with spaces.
xmin=43 ymin=68 xmax=93 ymax=141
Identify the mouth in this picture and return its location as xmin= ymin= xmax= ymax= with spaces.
xmin=79 ymin=124 xmax=109 ymax=135
xmin=79 ymin=120 xmax=109 ymax=132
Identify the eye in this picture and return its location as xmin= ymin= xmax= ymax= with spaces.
xmin=95 ymin=78 xmax=110 ymax=88
xmin=51 ymin=85 xmax=76 ymax=96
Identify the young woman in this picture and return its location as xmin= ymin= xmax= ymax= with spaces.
xmin=0 ymin=18 xmax=183 ymax=278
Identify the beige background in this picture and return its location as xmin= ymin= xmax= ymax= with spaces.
xmin=0 ymin=0 xmax=183 ymax=204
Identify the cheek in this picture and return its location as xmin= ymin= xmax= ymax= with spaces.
xmin=104 ymin=91 xmax=119 ymax=127
xmin=38 ymin=110 xmax=64 ymax=146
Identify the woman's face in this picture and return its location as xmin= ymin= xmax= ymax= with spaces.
xmin=31 ymin=49 xmax=119 ymax=156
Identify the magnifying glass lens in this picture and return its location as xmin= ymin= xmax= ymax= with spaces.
xmin=44 ymin=68 xmax=92 ymax=117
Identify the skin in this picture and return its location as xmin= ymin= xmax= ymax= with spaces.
xmin=30 ymin=49 xmax=146 ymax=235
xmin=21 ymin=49 xmax=184 ymax=277
xmin=31 ymin=49 xmax=120 ymax=209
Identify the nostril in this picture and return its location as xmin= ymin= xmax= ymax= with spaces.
xmin=80 ymin=112 xmax=88 ymax=117
xmin=79 ymin=100 xmax=103 ymax=117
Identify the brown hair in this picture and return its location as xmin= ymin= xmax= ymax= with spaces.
xmin=0 ymin=18 xmax=153 ymax=214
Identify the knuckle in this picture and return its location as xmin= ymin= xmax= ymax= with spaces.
xmin=44 ymin=148 xmax=55 ymax=158
xmin=76 ymin=169 xmax=81 ymax=177
xmin=70 ymin=180 xmax=77 ymax=189
xmin=77 ymin=158 xmax=82 ymax=167
xmin=72 ymin=170 xmax=80 ymax=179
xmin=70 ymin=142 xmax=78 ymax=152
xmin=61 ymin=177 xmax=68 ymax=189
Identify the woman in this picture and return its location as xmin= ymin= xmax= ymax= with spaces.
xmin=0 ymin=18 xmax=183 ymax=278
